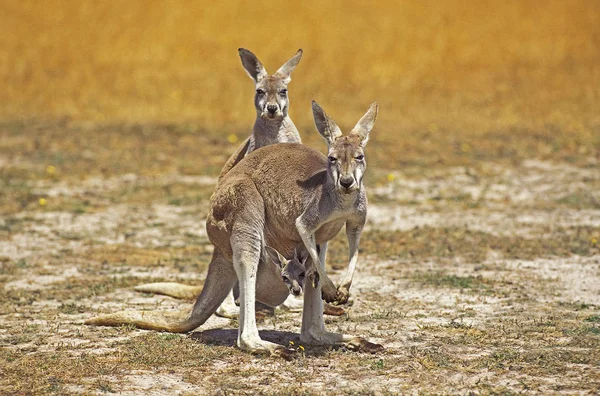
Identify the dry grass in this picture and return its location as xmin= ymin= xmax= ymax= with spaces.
xmin=1 ymin=1 xmax=600 ymax=394
xmin=1 ymin=1 xmax=599 ymax=170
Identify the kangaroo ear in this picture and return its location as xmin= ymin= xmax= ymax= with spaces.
xmin=312 ymin=101 xmax=342 ymax=146
xmin=298 ymin=249 xmax=309 ymax=266
xmin=265 ymin=246 xmax=285 ymax=269
xmin=350 ymin=101 xmax=378 ymax=148
xmin=239 ymin=48 xmax=268 ymax=82
xmin=274 ymin=49 xmax=302 ymax=84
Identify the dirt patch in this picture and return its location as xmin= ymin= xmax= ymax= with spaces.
xmin=2 ymin=146 xmax=599 ymax=393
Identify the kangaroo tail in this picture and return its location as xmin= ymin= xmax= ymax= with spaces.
xmin=85 ymin=310 xmax=194 ymax=333
xmin=86 ymin=251 xmax=237 ymax=333
xmin=134 ymin=282 xmax=203 ymax=300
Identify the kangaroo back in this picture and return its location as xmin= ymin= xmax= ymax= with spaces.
xmin=219 ymin=143 xmax=327 ymax=218
xmin=208 ymin=143 xmax=329 ymax=262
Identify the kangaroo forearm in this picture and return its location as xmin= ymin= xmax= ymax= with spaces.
xmin=340 ymin=255 xmax=357 ymax=289
xmin=341 ymin=238 xmax=360 ymax=289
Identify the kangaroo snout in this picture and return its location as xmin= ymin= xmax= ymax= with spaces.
xmin=266 ymin=103 xmax=278 ymax=115
xmin=290 ymin=279 xmax=303 ymax=296
xmin=339 ymin=176 xmax=355 ymax=191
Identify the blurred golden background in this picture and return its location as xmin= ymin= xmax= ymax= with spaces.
xmin=1 ymin=0 xmax=599 ymax=173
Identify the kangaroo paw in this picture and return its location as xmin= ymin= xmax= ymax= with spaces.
xmin=334 ymin=285 xmax=351 ymax=305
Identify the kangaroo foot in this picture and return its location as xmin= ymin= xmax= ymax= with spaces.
xmin=238 ymin=337 xmax=296 ymax=360
xmin=300 ymin=328 xmax=346 ymax=346
xmin=300 ymin=328 xmax=383 ymax=353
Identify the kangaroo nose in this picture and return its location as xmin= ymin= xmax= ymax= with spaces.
xmin=340 ymin=176 xmax=354 ymax=189
xmin=267 ymin=104 xmax=278 ymax=114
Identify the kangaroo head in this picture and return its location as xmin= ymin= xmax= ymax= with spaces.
xmin=238 ymin=48 xmax=302 ymax=121
xmin=265 ymin=246 xmax=310 ymax=297
xmin=312 ymin=101 xmax=379 ymax=194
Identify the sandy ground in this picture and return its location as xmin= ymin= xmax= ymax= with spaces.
xmin=1 ymin=158 xmax=599 ymax=394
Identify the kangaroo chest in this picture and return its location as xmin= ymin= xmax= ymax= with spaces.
xmin=314 ymin=219 xmax=346 ymax=245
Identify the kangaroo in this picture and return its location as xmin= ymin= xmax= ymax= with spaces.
xmin=265 ymin=247 xmax=314 ymax=297
xmin=86 ymin=101 xmax=383 ymax=358
xmin=134 ymin=48 xmax=347 ymax=316
xmin=217 ymin=48 xmax=304 ymax=317
xmin=135 ymin=48 xmax=303 ymax=313
xmin=219 ymin=47 xmax=303 ymax=180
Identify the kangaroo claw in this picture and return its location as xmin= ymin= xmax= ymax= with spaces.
xmin=334 ymin=286 xmax=351 ymax=305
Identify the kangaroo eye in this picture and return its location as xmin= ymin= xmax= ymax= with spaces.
xmin=355 ymin=155 xmax=364 ymax=161
xmin=299 ymin=272 xmax=305 ymax=278
xmin=282 ymin=276 xmax=290 ymax=283
xmin=279 ymin=89 xmax=287 ymax=96
xmin=256 ymin=89 xmax=265 ymax=95
xmin=328 ymin=156 xmax=337 ymax=164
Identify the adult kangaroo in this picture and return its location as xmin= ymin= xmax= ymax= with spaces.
xmin=135 ymin=48 xmax=346 ymax=316
xmin=135 ymin=48 xmax=304 ymax=314
xmin=86 ymin=101 xmax=383 ymax=358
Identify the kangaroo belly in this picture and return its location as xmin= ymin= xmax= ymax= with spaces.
xmin=315 ymin=219 xmax=346 ymax=245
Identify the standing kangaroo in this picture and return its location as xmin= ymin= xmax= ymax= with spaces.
xmin=135 ymin=49 xmax=349 ymax=315
xmin=219 ymin=48 xmax=303 ymax=179
xmin=86 ymin=101 xmax=383 ymax=358
xmin=135 ymin=48 xmax=303 ymax=314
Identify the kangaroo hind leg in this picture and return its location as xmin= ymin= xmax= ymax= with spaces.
xmin=231 ymin=232 xmax=291 ymax=357
xmin=230 ymin=218 xmax=294 ymax=359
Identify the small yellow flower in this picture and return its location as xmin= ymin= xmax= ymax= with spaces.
xmin=46 ymin=165 xmax=57 ymax=175
xmin=39 ymin=198 xmax=47 ymax=206
xmin=227 ymin=134 xmax=238 ymax=144
xmin=592 ymin=238 xmax=598 ymax=246
xmin=288 ymin=340 xmax=294 ymax=346
xmin=298 ymin=345 xmax=305 ymax=352
xmin=386 ymin=173 xmax=395 ymax=183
